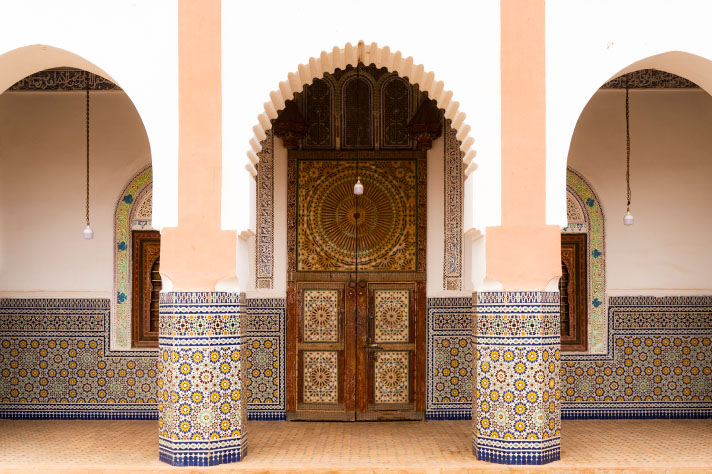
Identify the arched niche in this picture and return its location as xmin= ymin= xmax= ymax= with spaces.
xmin=113 ymin=166 xmax=153 ymax=350
xmin=562 ymin=168 xmax=607 ymax=355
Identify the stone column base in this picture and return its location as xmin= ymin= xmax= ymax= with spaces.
xmin=158 ymin=292 xmax=247 ymax=466
xmin=472 ymin=291 xmax=561 ymax=465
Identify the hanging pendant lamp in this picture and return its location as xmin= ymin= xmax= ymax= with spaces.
xmin=353 ymin=46 xmax=364 ymax=196
xmin=83 ymin=72 xmax=94 ymax=239
xmin=623 ymin=83 xmax=634 ymax=226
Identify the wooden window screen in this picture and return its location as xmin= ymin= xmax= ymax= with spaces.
xmin=560 ymin=233 xmax=587 ymax=352
xmin=131 ymin=230 xmax=161 ymax=348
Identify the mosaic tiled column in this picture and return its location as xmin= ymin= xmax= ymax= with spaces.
xmin=158 ymin=292 xmax=247 ymax=466
xmin=473 ymin=291 xmax=561 ymax=465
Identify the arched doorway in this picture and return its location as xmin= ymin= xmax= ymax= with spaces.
xmin=283 ymin=64 xmax=433 ymax=421
xmin=243 ymin=42 xmax=476 ymax=424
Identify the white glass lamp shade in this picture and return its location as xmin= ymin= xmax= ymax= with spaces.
xmin=353 ymin=178 xmax=364 ymax=195
xmin=623 ymin=211 xmax=634 ymax=226
xmin=83 ymin=224 xmax=94 ymax=239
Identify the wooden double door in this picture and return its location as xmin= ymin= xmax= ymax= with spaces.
xmin=287 ymin=279 xmax=425 ymax=421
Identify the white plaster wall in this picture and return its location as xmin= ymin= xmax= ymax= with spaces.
xmin=547 ymin=0 xmax=712 ymax=229
xmin=1 ymin=1 xmax=178 ymax=229
xmin=568 ymin=89 xmax=712 ymax=293
xmin=0 ymin=91 xmax=151 ymax=294
xmin=222 ymin=0 xmax=502 ymax=234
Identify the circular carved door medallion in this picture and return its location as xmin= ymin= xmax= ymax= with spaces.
xmin=297 ymin=160 xmax=417 ymax=272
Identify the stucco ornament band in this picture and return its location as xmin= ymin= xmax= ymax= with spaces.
xmin=245 ymin=42 xmax=477 ymax=176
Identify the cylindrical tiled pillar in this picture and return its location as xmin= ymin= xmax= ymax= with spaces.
xmin=158 ymin=291 xmax=247 ymax=466
xmin=473 ymin=291 xmax=561 ymax=464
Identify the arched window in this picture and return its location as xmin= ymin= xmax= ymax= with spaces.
xmin=304 ymin=78 xmax=333 ymax=149
xmin=560 ymin=217 xmax=587 ymax=351
xmin=381 ymin=76 xmax=412 ymax=148
xmin=342 ymin=75 xmax=373 ymax=148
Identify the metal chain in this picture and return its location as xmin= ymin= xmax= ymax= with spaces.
xmin=355 ymin=58 xmax=360 ymax=278
xmin=85 ymin=74 xmax=91 ymax=226
xmin=625 ymin=85 xmax=631 ymax=210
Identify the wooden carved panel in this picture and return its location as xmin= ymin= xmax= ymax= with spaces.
xmin=294 ymin=153 xmax=424 ymax=273
xmin=304 ymin=78 xmax=334 ymax=149
xmin=131 ymin=230 xmax=161 ymax=348
xmin=342 ymin=76 xmax=373 ymax=149
xmin=560 ymin=233 xmax=587 ymax=352
xmin=381 ymin=76 xmax=412 ymax=148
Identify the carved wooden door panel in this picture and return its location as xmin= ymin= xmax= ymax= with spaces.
xmin=356 ymin=282 xmax=424 ymax=420
xmin=292 ymin=282 xmax=355 ymax=420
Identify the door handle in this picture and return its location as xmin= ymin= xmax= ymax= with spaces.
xmin=361 ymin=344 xmax=384 ymax=351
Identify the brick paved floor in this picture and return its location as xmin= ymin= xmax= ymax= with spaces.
xmin=0 ymin=419 xmax=711 ymax=473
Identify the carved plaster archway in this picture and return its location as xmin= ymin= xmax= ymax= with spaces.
xmin=113 ymin=166 xmax=154 ymax=350
xmin=244 ymin=42 xmax=477 ymax=177
xmin=562 ymin=168 xmax=607 ymax=355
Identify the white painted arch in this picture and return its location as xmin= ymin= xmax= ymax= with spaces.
xmin=551 ymin=51 xmax=712 ymax=230
xmin=547 ymin=0 xmax=712 ymax=228
xmin=0 ymin=1 xmax=178 ymax=229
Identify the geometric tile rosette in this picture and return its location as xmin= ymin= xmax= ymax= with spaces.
xmin=561 ymin=296 xmax=712 ymax=419
xmin=374 ymin=290 xmax=409 ymax=343
xmin=473 ymin=291 xmax=561 ymax=465
xmin=374 ymin=351 xmax=409 ymax=404
xmin=426 ymin=297 xmax=474 ymax=420
xmin=302 ymin=290 xmax=339 ymax=343
xmin=158 ymin=291 xmax=247 ymax=467
xmin=302 ymin=351 xmax=338 ymax=404
xmin=0 ymin=298 xmax=157 ymax=420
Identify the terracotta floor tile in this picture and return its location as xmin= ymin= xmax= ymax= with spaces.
xmin=0 ymin=419 xmax=710 ymax=473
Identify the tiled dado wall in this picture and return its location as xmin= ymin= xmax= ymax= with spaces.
xmin=560 ymin=296 xmax=712 ymax=418
xmin=424 ymin=295 xmax=712 ymax=420
xmin=0 ymin=298 xmax=157 ymax=419
xmin=2 ymin=296 xmax=709 ymax=420
xmin=0 ymin=298 xmax=286 ymax=420
xmin=426 ymin=297 xmax=475 ymax=419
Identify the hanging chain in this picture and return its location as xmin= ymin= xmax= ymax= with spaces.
xmin=85 ymin=73 xmax=91 ymax=226
xmin=625 ymin=84 xmax=631 ymax=210
xmin=355 ymin=59 xmax=360 ymax=279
